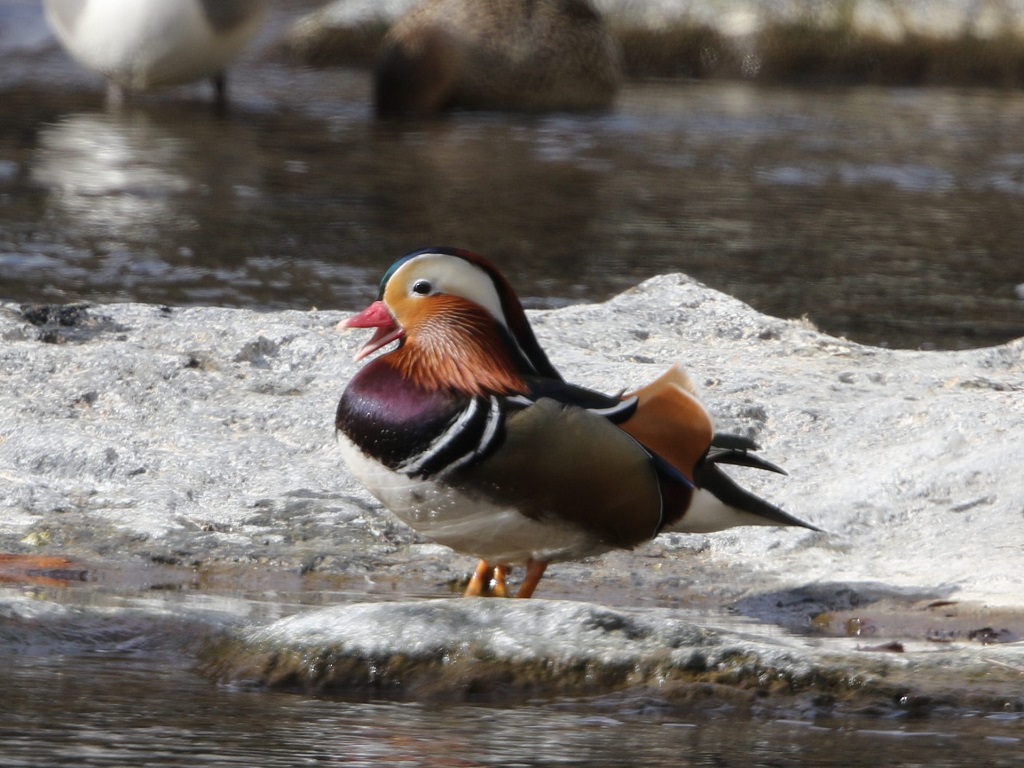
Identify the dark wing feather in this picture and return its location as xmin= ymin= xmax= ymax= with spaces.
xmin=520 ymin=377 xmax=637 ymax=422
xmin=705 ymin=447 xmax=788 ymax=475
xmin=711 ymin=432 xmax=760 ymax=451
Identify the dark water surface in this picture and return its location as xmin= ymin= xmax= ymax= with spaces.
xmin=2 ymin=18 xmax=1024 ymax=349
xmin=1 ymin=649 xmax=1021 ymax=768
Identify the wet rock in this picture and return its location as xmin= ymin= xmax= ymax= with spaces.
xmin=206 ymin=599 xmax=705 ymax=699
xmin=1 ymin=276 xmax=1023 ymax=613
xmin=13 ymin=303 xmax=128 ymax=344
xmin=1 ymin=275 xmax=1024 ymax=708
xmin=202 ymin=598 xmax=1024 ymax=713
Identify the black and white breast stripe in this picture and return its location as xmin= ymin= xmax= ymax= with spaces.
xmin=399 ymin=396 xmax=504 ymax=479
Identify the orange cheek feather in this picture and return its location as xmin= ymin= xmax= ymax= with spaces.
xmin=387 ymin=294 xmax=527 ymax=397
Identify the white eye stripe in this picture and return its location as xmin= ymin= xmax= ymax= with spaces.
xmin=392 ymin=253 xmax=508 ymax=330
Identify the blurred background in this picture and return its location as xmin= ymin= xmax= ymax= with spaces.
xmin=2 ymin=0 xmax=1024 ymax=349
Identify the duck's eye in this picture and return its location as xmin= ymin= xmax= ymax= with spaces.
xmin=411 ymin=279 xmax=432 ymax=296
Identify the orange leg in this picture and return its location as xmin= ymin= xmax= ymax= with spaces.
xmin=464 ymin=561 xmax=513 ymax=597
xmin=491 ymin=564 xmax=509 ymax=598
xmin=464 ymin=559 xmax=492 ymax=597
xmin=515 ymin=559 xmax=548 ymax=598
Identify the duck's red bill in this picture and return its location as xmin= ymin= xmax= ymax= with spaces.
xmin=340 ymin=301 xmax=403 ymax=360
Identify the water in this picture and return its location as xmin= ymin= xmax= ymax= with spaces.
xmin=1 ymin=5 xmax=1024 ymax=349
xmin=0 ymin=578 xmax=1022 ymax=768
xmin=1 ymin=650 xmax=1021 ymax=768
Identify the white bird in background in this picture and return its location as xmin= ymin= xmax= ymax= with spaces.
xmin=43 ymin=0 xmax=268 ymax=107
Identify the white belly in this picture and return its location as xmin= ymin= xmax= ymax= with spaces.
xmin=46 ymin=0 xmax=267 ymax=89
xmin=337 ymin=432 xmax=608 ymax=564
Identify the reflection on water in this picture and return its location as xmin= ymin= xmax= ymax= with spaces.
xmin=0 ymin=650 xmax=1021 ymax=768
xmin=32 ymin=113 xmax=200 ymax=236
xmin=1 ymin=78 xmax=1023 ymax=349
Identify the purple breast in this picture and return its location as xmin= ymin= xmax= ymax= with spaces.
xmin=335 ymin=360 xmax=464 ymax=469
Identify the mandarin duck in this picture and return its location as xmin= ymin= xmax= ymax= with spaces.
xmin=44 ymin=0 xmax=268 ymax=107
xmin=336 ymin=248 xmax=818 ymax=598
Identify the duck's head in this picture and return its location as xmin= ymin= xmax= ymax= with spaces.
xmin=342 ymin=247 xmax=562 ymax=394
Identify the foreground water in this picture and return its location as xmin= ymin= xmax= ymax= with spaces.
xmin=1 ymin=571 xmax=1022 ymax=768
xmin=2 ymin=649 xmax=1021 ymax=768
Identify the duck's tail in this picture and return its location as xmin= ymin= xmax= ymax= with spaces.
xmin=667 ymin=433 xmax=820 ymax=533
